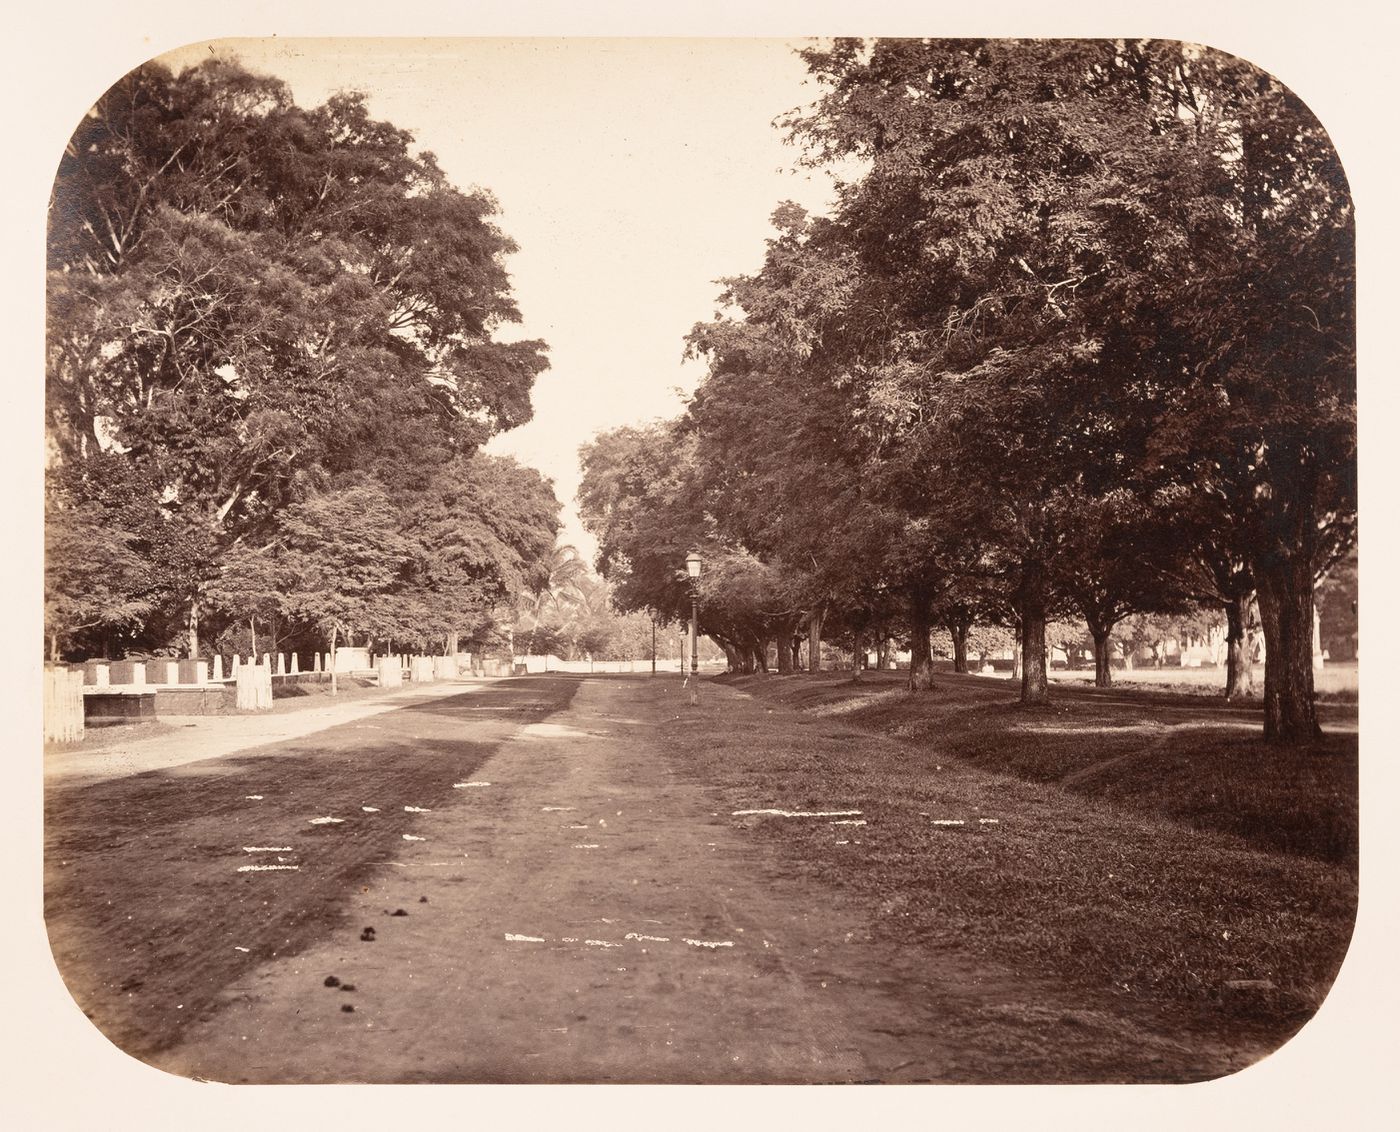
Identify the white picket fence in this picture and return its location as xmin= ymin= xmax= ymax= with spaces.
xmin=52 ymin=649 xmax=474 ymax=732
xmin=44 ymin=666 xmax=85 ymax=744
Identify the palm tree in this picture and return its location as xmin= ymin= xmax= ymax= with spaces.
xmin=528 ymin=545 xmax=589 ymax=618
xmin=516 ymin=544 xmax=590 ymax=657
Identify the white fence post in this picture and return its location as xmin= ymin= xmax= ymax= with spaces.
xmin=377 ymin=656 xmax=402 ymax=688
xmin=236 ymin=661 xmax=275 ymax=711
xmin=236 ymin=664 xmax=255 ymax=709
xmin=43 ymin=667 xmax=85 ymax=744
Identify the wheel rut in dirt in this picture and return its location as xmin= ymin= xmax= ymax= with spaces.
xmin=44 ymin=676 xmax=580 ymax=1062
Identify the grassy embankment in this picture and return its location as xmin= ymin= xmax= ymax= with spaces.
xmin=659 ymin=667 xmax=1357 ymax=1070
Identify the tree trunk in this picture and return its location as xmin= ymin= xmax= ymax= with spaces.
xmin=851 ymin=627 xmax=864 ymax=682
xmin=447 ymin=631 xmax=458 ymax=658
xmin=807 ymin=611 xmax=823 ymax=674
xmin=747 ymin=630 xmax=768 ymax=674
xmin=1255 ymin=560 xmax=1321 ymax=742
xmin=719 ymin=632 xmax=751 ymax=676
xmin=1090 ymin=628 xmax=1113 ymax=688
xmin=949 ymin=622 xmax=969 ymax=674
xmin=1224 ymin=592 xmax=1255 ymax=701
xmin=249 ymin=617 xmax=258 ymax=660
xmin=790 ymin=636 xmax=802 ymax=672
xmin=907 ymin=587 xmax=935 ymax=692
xmin=876 ymin=636 xmax=890 ymax=672
xmin=775 ymin=622 xmax=794 ymax=674
xmin=187 ymin=596 xmax=201 ymax=657
xmin=1018 ymin=565 xmax=1050 ymax=705
xmin=329 ymin=623 xmax=339 ymax=696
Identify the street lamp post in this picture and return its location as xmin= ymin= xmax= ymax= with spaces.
xmin=685 ymin=550 xmax=702 ymax=704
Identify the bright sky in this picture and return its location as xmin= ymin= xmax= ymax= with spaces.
xmin=157 ymin=38 xmax=843 ymax=564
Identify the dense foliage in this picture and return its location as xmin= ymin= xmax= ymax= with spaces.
xmin=580 ymin=40 xmax=1355 ymax=742
xmin=46 ymin=59 xmax=558 ymax=661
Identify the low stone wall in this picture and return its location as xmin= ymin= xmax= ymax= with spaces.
xmin=66 ymin=650 xmax=459 ymax=727
xmin=84 ymin=691 xmax=158 ymax=725
xmin=153 ymin=687 xmax=235 ymax=715
xmin=272 ymin=671 xmax=335 ymax=688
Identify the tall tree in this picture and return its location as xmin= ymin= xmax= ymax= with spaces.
xmin=782 ymin=40 xmax=1203 ymax=703
xmin=46 ymin=59 xmax=549 ymax=659
xmin=1148 ymin=49 xmax=1355 ymax=739
xmin=784 ymin=39 xmax=1353 ymax=730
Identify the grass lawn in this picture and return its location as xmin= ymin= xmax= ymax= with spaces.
xmin=659 ymin=669 xmax=1357 ymax=1075
xmin=741 ymin=668 xmax=1357 ymax=867
xmin=1045 ymin=660 xmax=1359 ymax=699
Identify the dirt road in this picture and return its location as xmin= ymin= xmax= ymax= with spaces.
xmin=46 ymin=673 xmax=1223 ymax=1083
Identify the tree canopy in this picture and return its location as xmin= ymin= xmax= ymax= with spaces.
xmin=579 ymin=39 xmax=1354 ymax=743
xmin=46 ymin=58 xmax=556 ymax=661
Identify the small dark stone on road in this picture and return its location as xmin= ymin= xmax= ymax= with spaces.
xmin=323 ymin=975 xmax=340 ymax=987
xmin=341 ymin=984 xmax=356 ymax=992
xmin=341 ymin=1003 xmax=355 ymax=1013
xmin=360 ymin=928 xmax=376 ymax=941
xmin=419 ymin=896 xmax=428 ymax=903
xmin=391 ymin=909 xmax=408 ymax=916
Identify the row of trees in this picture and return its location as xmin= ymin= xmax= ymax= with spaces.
xmin=45 ymin=59 xmax=560 ymax=664
xmin=580 ymin=40 xmax=1355 ymax=742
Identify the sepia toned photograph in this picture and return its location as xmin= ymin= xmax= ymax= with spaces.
xmin=33 ymin=21 xmax=1368 ymax=1101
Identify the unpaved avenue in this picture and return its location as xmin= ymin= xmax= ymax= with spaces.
xmin=141 ymin=675 xmax=961 ymax=1083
